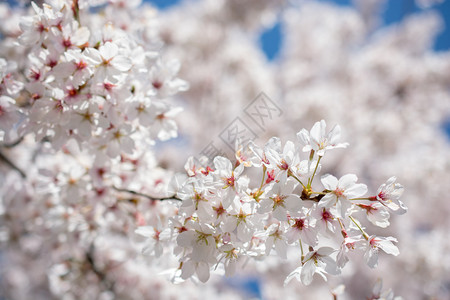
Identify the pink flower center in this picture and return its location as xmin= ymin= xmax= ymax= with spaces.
xmin=266 ymin=170 xmax=275 ymax=184
xmin=272 ymin=195 xmax=286 ymax=206
xmin=278 ymin=159 xmax=289 ymax=171
xmin=38 ymin=23 xmax=46 ymax=33
xmin=322 ymin=209 xmax=333 ymax=221
xmin=378 ymin=191 xmax=386 ymax=201
xmin=214 ymin=204 xmax=226 ymax=216
xmin=48 ymin=60 xmax=58 ymax=68
xmin=359 ymin=204 xmax=377 ymax=213
xmin=62 ymin=38 xmax=72 ymax=48
xmin=103 ymin=82 xmax=115 ymax=91
xmin=76 ymin=60 xmax=88 ymax=70
xmin=334 ymin=188 xmax=344 ymax=197
xmin=96 ymin=168 xmax=106 ymax=177
xmin=30 ymin=69 xmax=41 ymax=81
xmin=154 ymin=230 xmax=161 ymax=241
xmin=54 ymin=100 xmax=64 ymax=112
xmin=201 ymin=166 xmax=214 ymax=175
xmin=67 ymin=87 xmax=78 ymax=98
xmin=225 ymin=175 xmax=235 ymax=187
xmin=293 ymin=218 xmax=305 ymax=230
xmin=152 ymin=80 xmax=163 ymax=89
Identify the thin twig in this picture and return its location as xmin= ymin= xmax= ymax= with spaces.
xmin=113 ymin=186 xmax=181 ymax=202
xmin=86 ymin=244 xmax=115 ymax=292
xmin=0 ymin=150 xmax=26 ymax=178
xmin=1 ymin=137 xmax=24 ymax=148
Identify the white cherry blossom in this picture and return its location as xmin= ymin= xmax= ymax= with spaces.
xmin=320 ymin=173 xmax=368 ymax=218
xmin=297 ymin=120 xmax=349 ymax=156
xmin=372 ymin=176 xmax=406 ymax=214
xmin=364 ymin=236 xmax=400 ymax=268
xmin=284 ymin=247 xmax=340 ymax=286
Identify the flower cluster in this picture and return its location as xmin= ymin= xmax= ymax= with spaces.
xmin=138 ymin=120 xmax=406 ymax=284
xmin=0 ymin=1 xmax=193 ymax=299
xmin=4 ymin=0 xmax=187 ymax=156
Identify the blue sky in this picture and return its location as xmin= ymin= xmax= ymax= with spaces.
xmin=145 ymin=0 xmax=450 ymax=60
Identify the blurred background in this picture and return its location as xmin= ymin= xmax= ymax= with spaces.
xmin=147 ymin=0 xmax=450 ymax=53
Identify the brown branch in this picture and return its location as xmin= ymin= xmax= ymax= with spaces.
xmin=113 ymin=186 xmax=181 ymax=202
xmin=0 ymin=150 xmax=26 ymax=178
xmin=300 ymin=188 xmax=324 ymax=202
xmin=86 ymin=244 xmax=115 ymax=292
xmin=1 ymin=137 xmax=24 ymax=148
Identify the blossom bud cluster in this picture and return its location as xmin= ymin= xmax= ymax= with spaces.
xmin=138 ymin=120 xmax=406 ymax=284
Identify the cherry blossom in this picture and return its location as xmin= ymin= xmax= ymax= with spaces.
xmin=135 ymin=224 xmax=171 ymax=258
xmin=297 ymin=120 xmax=349 ymax=156
xmin=320 ymin=173 xmax=368 ymax=218
xmin=284 ymin=247 xmax=340 ymax=286
xmin=364 ymin=236 xmax=400 ymax=268
xmin=371 ymin=176 xmax=406 ymax=215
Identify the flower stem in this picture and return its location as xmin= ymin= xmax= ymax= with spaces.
xmin=307 ymin=155 xmax=321 ymax=188
xmin=288 ymin=170 xmax=305 ymax=189
xmin=348 ymin=197 xmax=371 ymax=201
xmin=113 ymin=186 xmax=181 ymax=202
xmin=349 ymin=216 xmax=369 ymax=240
xmin=258 ymin=165 xmax=267 ymax=191
xmin=299 ymin=238 xmax=304 ymax=261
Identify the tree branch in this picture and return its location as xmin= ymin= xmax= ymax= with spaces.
xmin=0 ymin=150 xmax=26 ymax=178
xmin=86 ymin=244 xmax=115 ymax=292
xmin=113 ymin=186 xmax=181 ymax=202
xmin=1 ymin=136 xmax=24 ymax=148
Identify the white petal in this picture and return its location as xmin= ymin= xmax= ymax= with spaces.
xmin=301 ymin=259 xmax=316 ymax=285
xmin=84 ymin=48 xmax=102 ymax=65
xmin=181 ymin=260 xmax=195 ymax=279
xmin=274 ymin=239 xmax=287 ymax=259
xmin=297 ymin=129 xmax=310 ymax=146
xmin=284 ymin=266 xmax=302 ymax=286
xmin=317 ymin=247 xmax=335 ymax=256
xmin=112 ymin=55 xmax=132 ymax=72
xmin=321 ymin=174 xmax=338 ymax=190
xmin=176 ymin=230 xmax=195 ymax=248
xmin=237 ymin=223 xmax=253 ymax=242
xmin=273 ymin=206 xmax=288 ymax=221
xmin=379 ymin=239 xmax=399 ymax=256
xmin=135 ymin=226 xmax=154 ymax=238
xmin=213 ymin=156 xmax=232 ymax=172
xmin=364 ymin=248 xmax=378 ymax=268
xmin=310 ymin=121 xmax=323 ymax=146
xmin=100 ymin=42 xmax=118 ymax=60
xmin=285 ymin=195 xmax=302 ymax=212
xmin=345 ymin=183 xmax=368 ymax=199
xmin=196 ymin=262 xmax=210 ymax=283
xmin=319 ymin=193 xmax=336 ymax=208
xmin=327 ymin=124 xmax=341 ymax=145
xmin=265 ymin=236 xmax=274 ymax=256
xmin=338 ymin=174 xmax=357 ymax=189
xmin=142 ymin=243 xmax=155 ymax=256
xmin=321 ymin=256 xmax=340 ymax=275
